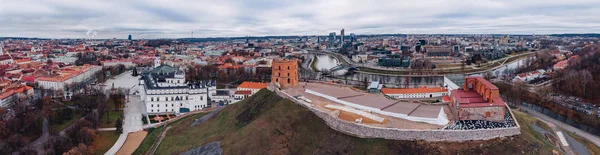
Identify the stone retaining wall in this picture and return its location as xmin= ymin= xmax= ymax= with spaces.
xmin=268 ymin=84 xmax=521 ymax=141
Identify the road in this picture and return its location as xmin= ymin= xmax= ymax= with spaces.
xmin=21 ymin=118 xmax=49 ymax=155
xmin=103 ymin=71 xmax=144 ymax=155
xmin=519 ymin=105 xmax=600 ymax=147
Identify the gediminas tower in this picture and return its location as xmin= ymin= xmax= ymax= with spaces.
xmin=271 ymin=59 xmax=299 ymax=88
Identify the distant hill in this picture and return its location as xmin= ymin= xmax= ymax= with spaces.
xmin=150 ymin=89 xmax=555 ymax=154
xmin=550 ymin=33 xmax=600 ymax=38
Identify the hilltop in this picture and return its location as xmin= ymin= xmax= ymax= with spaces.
xmin=143 ymin=89 xmax=558 ymax=155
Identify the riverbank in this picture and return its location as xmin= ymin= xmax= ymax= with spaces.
xmin=310 ymin=50 xmax=535 ymax=76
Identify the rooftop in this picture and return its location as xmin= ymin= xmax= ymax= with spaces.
xmin=381 ymin=87 xmax=447 ymax=94
xmin=237 ymin=81 xmax=268 ymax=89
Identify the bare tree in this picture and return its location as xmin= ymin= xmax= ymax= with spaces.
xmin=579 ymin=70 xmax=593 ymax=96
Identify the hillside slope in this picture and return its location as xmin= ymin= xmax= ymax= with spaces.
xmin=155 ymin=89 xmax=556 ymax=155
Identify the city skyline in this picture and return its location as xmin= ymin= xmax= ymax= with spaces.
xmin=1 ymin=0 xmax=600 ymax=39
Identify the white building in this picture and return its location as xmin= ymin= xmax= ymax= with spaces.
xmin=233 ymin=81 xmax=267 ymax=100
xmin=0 ymin=55 xmax=14 ymax=65
xmin=352 ymin=54 xmax=368 ymax=63
xmin=0 ymin=90 xmax=17 ymax=108
xmin=102 ymin=60 xmax=136 ymax=68
xmin=139 ymin=64 xmax=216 ymax=114
xmin=513 ymin=69 xmax=546 ymax=83
xmin=36 ymin=65 xmax=102 ymax=99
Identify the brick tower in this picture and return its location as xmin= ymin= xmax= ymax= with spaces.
xmin=271 ymin=59 xmax=299 ymax=88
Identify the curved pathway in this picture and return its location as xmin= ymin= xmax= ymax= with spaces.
xmin=519 ymin=105 xmax=600 ymax=147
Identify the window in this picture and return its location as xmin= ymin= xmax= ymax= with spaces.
xmin=288 ymin=78 xmax=291 ymax=84
xmin=180 ymin=103 xmax=183 ymax=106
xmin=151 ymin=104 xmax=154 ymax=107
xmin=165 ymin=104 xmax=168 ymax=107
xmin=151 ymin=97 xmax=154 ymax=101
xmin=200 ymin=96 xmax=203 ymax=100
xmin=171 ymin=104 xmax=174 ymax=107
xmin=166 ymin=97 xmax=169 ymax=101
xmin=151 ymin=110 xmax=154 ymax=112
xmin=288 ymin=66 xmax=290 ymax=70
xmin=157 ymin=104 xmax=160 ymax=107
xmin=157 ymin=109 xmax=160 ymax=112
xmin=157 ymin=97 xmax=160 ymax=101
xmin=171 ymin=97 xmax=174 ymax=101
xmin=278 ymin=66 xmax=281 ymax=70
xmin=288 ymin=73 xmax=290 ymax=76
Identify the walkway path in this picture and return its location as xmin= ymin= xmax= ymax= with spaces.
xmin=22 ymin=118 xmax=49 ymax=155
xmin=148 ymin=126 xmax=171 ymax=155
xmin=104 ymin=94 xmax=144 ymax=155
xmin=519 ymin=105 xmax=600 ymax=147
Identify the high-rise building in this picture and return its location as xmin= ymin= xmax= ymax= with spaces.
xmin=340 ymin=29 xmax=345 ymax=44
xmin=328 ymin=32 xmax=336 ymax=47
xmin=453 ymin=45 xmax=460 ymax=53
xmin=128 ymin=34 xmax=132 ymax=40
xmin=328 ymin=32 xmax=336 ymax=42
xmin=350 ymin=33 xmax=356 ymax=42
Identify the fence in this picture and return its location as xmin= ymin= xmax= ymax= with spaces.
xmin=268 ymin=84 xmax=521 ymax=141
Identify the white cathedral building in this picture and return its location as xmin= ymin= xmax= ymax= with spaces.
xmin=139 ymin=57 xmax=216 ymax=114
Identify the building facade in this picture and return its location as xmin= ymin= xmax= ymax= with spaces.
xmin=36 ymin=64 xmax=102 ymax=99
xmin=271 ymin=59 xmax=299 ymax=88
xmin=139 ymin=65 xmax=216 ymax=114
xmin=450 ymin=77 xmax=506 ymax=122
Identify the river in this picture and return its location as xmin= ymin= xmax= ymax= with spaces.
xmin=469 ymin=57 xmax=530 ymax=77
xmin=312 ymin=54 xmax=443 ymax=87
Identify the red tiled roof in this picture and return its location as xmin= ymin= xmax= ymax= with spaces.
xmin=0 ymin=90 xmax=15 ymax=100
xmin=237 ymin=81 xmax=268 ymax=89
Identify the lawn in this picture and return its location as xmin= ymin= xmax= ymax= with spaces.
xmin=562 ymin=129 xmax=600 ymax=155
xmin=132 ymin=127 xmax=164 ymax=155
xmin=50 ymin=112 xmax=82 ymax=132
xmin=145 ymin=90 xmax=563 ymax=154
xmin=154 ymin=112 xmax=211 ymax=154
xmin=99 ymin=110 xmax=123 ymax=128
xmin=92 ymin=131 xmax=121 ymax=155
xmin=512 ymin=110 xmax=558 ymax=154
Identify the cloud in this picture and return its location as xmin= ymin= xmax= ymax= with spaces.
xmin=0 ymin=0 xmax=599 ymax=38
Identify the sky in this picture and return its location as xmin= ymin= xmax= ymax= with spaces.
xmin=1 ymin=0 xmax=600 ymax=39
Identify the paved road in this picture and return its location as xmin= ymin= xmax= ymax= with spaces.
xmin=20 ymin=118 xmax=49 ymax=155
xmin=124 ymin=95 xmax=143 ymax=132
xmin=519 ymin=105 xmax=600 ymax=147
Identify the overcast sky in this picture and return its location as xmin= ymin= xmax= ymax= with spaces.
xmin=1 ymin=0 xmax=600 ymax=39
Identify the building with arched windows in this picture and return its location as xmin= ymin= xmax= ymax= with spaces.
xmin=450 ymin=76 xmax=506 ymax=122
xmin=271 ymin=59 xmax=298 ymax=88
xmin=139 ymin=64 xmax=216 ymax=114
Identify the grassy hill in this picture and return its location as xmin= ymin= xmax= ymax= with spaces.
xmin=148 ymin=89 xmax=561 ymax=155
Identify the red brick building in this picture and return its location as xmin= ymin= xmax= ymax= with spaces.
xmin=450 ymin=76 xmax=506 ymax=122
xmin=271 ymin=59 xmax=298 ymax=88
